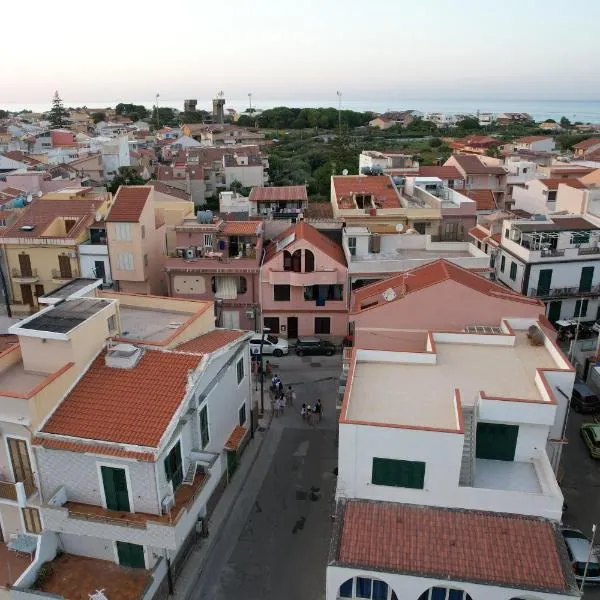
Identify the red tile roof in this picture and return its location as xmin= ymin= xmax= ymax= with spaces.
xmin=450 ymin=154 xmax=507 ymax=175
xmin=332 ymin=175 xmax=402 ymax=209
xmin=573 ymin=137 xmax=600 ymax=150
xmin=249 ymin=185 xmax=307 ymax=203
xmin=263 ymin=220 xmax=346 ymax=266
xmin=335 ymin=500 xmax=571 ymax=593
xmin=224 ymin=425 xmax=248 ymax=451
xmin=221 ymin=221 xmax=261 ymax=236
xmin=460 ymin=189 xmax=497 ymax=211
xmin=468 ymin=225 xmax=489 ymax=243
xmin=417 ymin=166 xmax=463 ymax=180
xmin=41 ymin=350 xmax=202 ymax=448
xmin=107 ymin=186 xmax=151 ymax=222
xmin=515 ymin=136 xmax=553 ymax=143
xmin=351 ymin=259 xmax=538 ymax=313
xmin=304 ymin=202 xmax=334 ymax=219
xmin=32 ymin=437 xmax=154 ymax=461
xmin=540 ymin=178 xmax=586 ymax=190
xmin=2 ymin=151 xmax=44 ymax=167
xmin=177 ymin=329 xmax=246 ymax=354
xmin=150 ymin=180 xmax=191 ymax=201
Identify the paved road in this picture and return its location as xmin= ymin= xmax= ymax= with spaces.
xmin=192 ymin=354 xmax=341 ymax=600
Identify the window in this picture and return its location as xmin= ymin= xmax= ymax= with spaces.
xmin=484 ymin=244 xmax=488 ymax=254
xmin=509 ymin=261 xmax=517 ymax=281
xmin=304 ymin=249 xmax=315 ymax=272
xmin=144 ymin=253 xmax=148 ymax=267
xmin=304 ymin=284 xmax=344 ymax=302
xmin=141 ymin=225 xmax=146 ymax=239
xmin=22 ymin=507 xmax=42 ymax=534
xmin=263 ymin=317 xmax=280 ymax=333
xmin=114 ymin=223 xmax=132 ymax=241
xmin=199 ymin=405 xmax=210 ymax=449
xmin=116 ymin=251 xmax=134 ymax=271
xmin=413 ymin=222 xmax=427 ymax=235
xmin=347 ymin=237 xmax=357 ymax=256
xmin=238 ymin=403 xmax=247 ymax=426
xmin=236 ymin=357 xmax=244 ymax=384
xmin=163 ymin=440 xmax=183 ymax=490
xmin=500 ymin=255 xmax=506 ymax=272
xmin=356 ymin=578 xmax=371 ymax=599
xmin=477 ymin=241 xmax=481 ymax=249
xmin=274 ymin=285 xmax=291 ymax=301
xmin=418 ymin=588 xmax=473 ymax=600
xmin=338 ymin=578 xmax=394 ymax=600
xmin=504 ymin=228 xmax=509 ymax=238
xmin=314 ymin=317 xmax=330 ymax=334
xmin=371 ymin=457 xmax=425 ymax=489
xmin=443 ymin=222 xmax=459 ymax=241
xmin=204 ymin=234 xmax=213 ymax=250
xmin=575 ymin=299 xmax=589 ymax=318
xmin=107 ymin=315 xmax=117 ymax=332
xmin=237 ymin=276 xmax=247 ymax=294
xmin=283 ymin=250 xmax=292 ymax=271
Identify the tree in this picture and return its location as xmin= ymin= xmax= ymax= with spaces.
xmin=0 ymin=109 xmax=8 ymax=119
xmin=107 ymin=166 xmax=147 ymax=194
xmin=485 ymin=145 xmax=502 ymax=158
xmin=454 ymin=117 xmax=481 ymax=131
xmin=49 ymin=91 xmax=68 ymax=128
xmin=544 ymin=118 xmax=556 ymax=123
xmin=90 ymin=112 xmax=106 ymax=124
xmin=229 ymin=180 xmax=252 ymax=196
xmin=560 ymin=116 xmax=571 ymax=129
xmin=115 ymin=103 xmax=148 ymax=122
xmin=236 ymin=114 xmax=255 ymax=127
xmin=429 ymin=137 xmax=442 ymax=148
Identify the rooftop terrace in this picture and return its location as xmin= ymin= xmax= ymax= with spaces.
xmin=18 ymin=299 xmax=111 ymax=334
xmin=118 ymin=306 xmax=195 ymax=342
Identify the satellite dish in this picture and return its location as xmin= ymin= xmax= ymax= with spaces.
xmin=94 ymin=211 xmax=102 ymax=222
xmin=342 ymin=169 xmax=349 ymax=176
xmin=395 ymin=223 xmax=404 ymax=232
xmin=37 ymin=191 xmax=43 ymax=197
xmin=382 ymin=288 xmax=397 ymax=302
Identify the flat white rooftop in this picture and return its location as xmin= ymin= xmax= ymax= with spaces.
xmin=351 ymin=248 xmax=473 ymax=262
xmin=473 ymin=459 xmax=541 ymax=493
xmin=345 ymin=331 xmax=559 ymax=429
xmin=118 ymin=307 xmax=193 ymax=343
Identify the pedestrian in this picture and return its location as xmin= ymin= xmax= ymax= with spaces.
xmin=285 ymin=385 xmax=295 ymax=406
xmin=301 ymin=403 xmax=307 ymax=420
xmin=265 ymin=360 xmax=272 ymax=378
xmin=277 ymin=379 xmax=284 ymax=395
xmin=274 ymin=397 xmax=284 ymax=417
xmin=315 ymin=399 xmax=323 ymax=423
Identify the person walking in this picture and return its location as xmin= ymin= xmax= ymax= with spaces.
xmin=301 ymin=403 xmax=307 ymax=420
xmin=285 ymin=385 xmax=295 ymax=406
xmin=315 ymin=399 xmax=323 ymax=423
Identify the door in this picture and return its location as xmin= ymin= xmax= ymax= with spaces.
xmin=101 ymin=466 xmax=130 ymax=512
xmin=537 ymin=269 xmax=553 ymax=296
xmin=580 ymin=266 xmax=594 ymax=294
xmin=287 ymin=316 xmax=298 ymax=339
xmin=263 ymin=317 xmax=280 ymax=335
xmin=476 ymin=422 xmax=519 ymax=461
xmin=7 ymin=438 xmax=34 ymax=486
xmin=58 ymin=255 xmax=72 ymax=279
xmin=547 ymin=300 xmax=562 ymax=323
xmin=94 ymin=260 xmax=106 ymax=283
xmin=164 ymin=441 xmax=183 ymax=491
xmin=20 ymin=284 xmax=34 ymax=307
xmin=18 ymin=254 xmax=32 ymax=277
xmin=34 ymin=284 xmax=44 ymax=298
xmin=227 ymin=449 xmax=238 ymax=479
xmin=116 ymin=541 xmax=145 ymax=569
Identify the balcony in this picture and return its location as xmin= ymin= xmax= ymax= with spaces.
xmin=268 ymin=269 xmax=342 ymax=286
xmin=529 ymin=284 xmax=600 ymax=299
xmin=11 ymin=268 xmax=38 ymax=283
xmin=51 ymin=268 xmax=79 ymax=281
xmin=0 ymin=476 xmax=37 ymax=503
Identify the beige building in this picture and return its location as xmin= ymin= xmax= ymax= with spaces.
xmin=0 ymin=187 xmax=111 ymax=312
xmin=106 ymin=185 xmax=167 ymax=295
xmin=150 ymin=181 xmax=195 ymax=254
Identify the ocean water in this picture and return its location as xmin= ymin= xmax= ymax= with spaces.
xmin=3 ymin=98 xmax=600 ymax=123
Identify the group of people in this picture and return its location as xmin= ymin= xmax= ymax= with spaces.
xmin=301 ymin=400 xmax=323 ymax=425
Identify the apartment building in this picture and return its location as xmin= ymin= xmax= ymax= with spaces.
xmin=0 ymin=187 xmax=111 ymax=311
xmin=573 ymin=137 xmax=600 ymax=159
xmin=165 ymin=218 xmax=263 ymax=330
xmin=249 ymin=185 xmax=308 ymax=220
xmin=328 ymin=319 xmax=577 ymax=600
xmin=260 ymin=221 xmax=348 ymax=339
xmin=106 ymin=186 xmax=166 ymax=295
xmin=495 ymin=214 xmax=600 ymax=323
xmin=514 ymin=136 xmax=556 ymax=153
xmin=512 ymin=178 xmax=586 ymax=214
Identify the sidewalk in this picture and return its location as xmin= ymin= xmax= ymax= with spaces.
xmin=171 ymin=388 xmax=272 ymax=600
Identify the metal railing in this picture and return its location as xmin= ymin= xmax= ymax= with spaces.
xmin=529 ymin=285 xmax=600 ymax=298
xmin=11 ymin=268 xmax=38 ymax=278
xmin=52 ymin=268 xmax=79 ymax=279
xmin=0 ymin=476 xmax=37 ymax=501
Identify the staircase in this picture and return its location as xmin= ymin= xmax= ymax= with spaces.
xmin=459 ymin=405 xmax=477 ymax=486
xmin=182 ymin=462 xmax=197 ymax=485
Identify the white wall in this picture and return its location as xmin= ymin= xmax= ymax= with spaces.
xmin=224 ymin=165 xmax=264 ymax=188
xmin=79 ymin=248 xmax=112 ymax=283
xmin=59 ymin=532 xmax=115 ymax=561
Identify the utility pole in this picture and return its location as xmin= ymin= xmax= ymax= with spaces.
xmin=337 ymin=91 xmax=342 ymax=136
xmin=248 ymin=92 xmax=252 ymax=113
xmin=155 ymin=93 xmax=160 ymax=129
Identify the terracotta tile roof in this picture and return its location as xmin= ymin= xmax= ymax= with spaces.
xmin=224 ymin=425 xmax=248 ymax=451
xmin=263 ymin=220 xmax=346 ymax=266
xmin=450 ymin=154 xmax=507 ymax=175
xmin=0 ymin=198 xmax=104 ymax=240
xmin=540 ymin=178 xmax=586 ymax=190
xmin=2 ymin=151 xmax=43 ymax=167
xmin=332 ymin=175 xmax=402 ymax=209
xmin=515 ymin=136 xmax=553 ymax=143
xmin=548 ymin=166 xmax=594 ymax=176
xmin=351 ymin=259 xmax=538 ymax=313
xmin=304 ymin=202 xmax=334 ymax=219
xmin=468 ymin=225 xmax=489 ymax=243
xmin=249 ymin=185 xmax=307 ymax=203
xmin=573 ymin=137 xmax=600 ymax=150
xmin=417 ymin=166 xmax=463 ymax=180
xmin=150 ymin=180 xmax=191 ymax=201
xmin=334 ymin=500 xmax=571 ymax=593
xmin=177 ymin=329 xmax=246 ymax=354
xmin=107 ymin=186 xmax=151 ymax=222
xmin=461 ymin=189 xmax=497 ymax=211
xmin=221 ymin=221 xmax=261 ymax=236
xmin=41 ymin=350 xmax=202 ymax=448
xmin=32 ymin=437 xmax=154 ymax=461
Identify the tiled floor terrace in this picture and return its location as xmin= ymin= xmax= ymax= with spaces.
xmin=0 ymin=542 xmax=33 ymax=587
xmin=39 ymin=554 xmax=150 ymax=600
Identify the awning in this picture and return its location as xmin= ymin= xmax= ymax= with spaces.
xmin=225 ymin=425 xmax=248 ymax=451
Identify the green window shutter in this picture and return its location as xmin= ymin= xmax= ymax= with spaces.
xmin=371 ymin=458 xmax=425 ymax=489
xmin=476 ymin=422 xmax=518 ymax=461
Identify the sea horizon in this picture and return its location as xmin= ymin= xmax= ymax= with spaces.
xmin=2 ymin=98 xmax=600 ymax=123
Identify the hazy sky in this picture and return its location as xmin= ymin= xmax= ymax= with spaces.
xmin=3 ymin=0 xmax=600 ymax=105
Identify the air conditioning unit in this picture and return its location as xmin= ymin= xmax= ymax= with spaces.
xmin=245 ymin=308 xmax=255 ymax=319
xmin=185 ymin=247 xmax=195 ymax=260
xmin=161 ymin=494 xmax=175 ymax=514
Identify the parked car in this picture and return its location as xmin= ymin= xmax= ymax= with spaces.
xmin=295 ymin=337 xmax=336 ymax=357
xmin=580 ymin=423 xmax=600 ymax=459
xmin=571 ymin=379 xmax=600 ymax=413
xmin=250 ymin=334 xmax=289 ymax=357
xmin=561 ymin=527 xmax=600 ymax=584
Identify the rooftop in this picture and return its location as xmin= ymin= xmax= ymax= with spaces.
xmin=573 ymin=137 xmax=600 ymax=150
xmin=39 ymin=277 xmax=101 ymax=304
xmin=249 ymin=185 xmax=307 ymax=203
xmin=450 ymin=154 xmax=507 ymax=175
xmin=332 ymin=175 xmax=402 ymax=209
xmin=512 ymin=215 xmax=599 ymax=233
xmin=177 ymin=328 xmax=246 ymax=354
xmin=343 ymin=329 xmax=562 ymax=430
xmin=118 ymin=306 xmax=197 ymax=343
xmin=333 ymin=500 xmax=573 ymax=594
xmin=417 ymin=165 xmax=463 ymax=180
xmin=516 ymin=135 xmax=554 ymax=143
xmin=40 ymin=349 xmax=203 ymax=449
xmin=540 ymin=178 xmax=586 ymax=190
xmin=107 ymin=185 xmax=151 ymax=222
xmin=150 ymin=180 xmax=192 ymax=201
xmin=460 ymin=188 xmax=497 ymax=211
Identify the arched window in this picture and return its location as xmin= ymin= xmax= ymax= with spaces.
xmin=338 ymin=577 xmax=397 ymax=600
xmin=304 ymin=249 xmax=315 ymax=272
xmin=292 ymin=249 xmax=302 ymax=272
xmin=283 ymin=250 xmax=292 ymax=271
xmin=417 ymin=587 xmax=473 ymax=600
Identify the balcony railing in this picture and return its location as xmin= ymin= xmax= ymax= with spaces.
xmin=0 ymin=476 xmax=37 ymax=502
xmin=52 ymin=268 xmax=79 ymax=280
xmin=11 ymin=268 xmax=38 ymax=279
xmin=529 ymin=285 xmax=600 ymax=299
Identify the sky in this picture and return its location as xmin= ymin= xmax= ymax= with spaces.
xmin=3 ymin=0 xmax=600 ymax=106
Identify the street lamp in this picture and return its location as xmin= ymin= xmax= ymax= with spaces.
xmin=259 ymin=327 xmax=270 ymax=415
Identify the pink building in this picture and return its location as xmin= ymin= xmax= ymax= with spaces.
xmin=260 ymin=221 xmax=348 ymax=339
xmin=164 ymin=219 xmax=263 ymax=330
xmin=350 ymin=259 xmax=545 ymax=335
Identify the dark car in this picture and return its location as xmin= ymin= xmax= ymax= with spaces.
xmin=571 ymin=379 xmax=600 ymax=413
xmin=295 ymin=337 xmax=336 ymax=357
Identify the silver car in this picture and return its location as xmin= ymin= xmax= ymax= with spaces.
xmin=561 ymin=527 xmax=600 ymax=584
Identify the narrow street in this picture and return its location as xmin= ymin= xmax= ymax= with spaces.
xmin=191 ymin=354 xmax=341 ymax=600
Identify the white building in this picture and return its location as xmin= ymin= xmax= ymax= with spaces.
xmin=511 ymin=178 xmax=587 ymax=214
xmin=514 ymin=136 xmax=556 ymax=153
xmin=328 ymin=321 xmax=578 ymax=600
xmin=495 ymin=214 xmax=600 ymax=322
xmin=219 ymin=191 xmax=251 ymax=214
xmin=101 ymin=135 xmax=131 ymax=179
xmin=358 ymin=151 xmax=418 ymax=175
xmin=78 ymin=222 xmax=112 ymax=285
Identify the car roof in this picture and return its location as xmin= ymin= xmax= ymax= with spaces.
xmin=562 ymin=530 xmax=597 ymax=563
xmin=573 ymin=381 xmax=597 ymax=397
xmin=298 ymin=336 xmax=321 ymax=343
xmin=582 ymin=423 xmax=600 ymax=439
